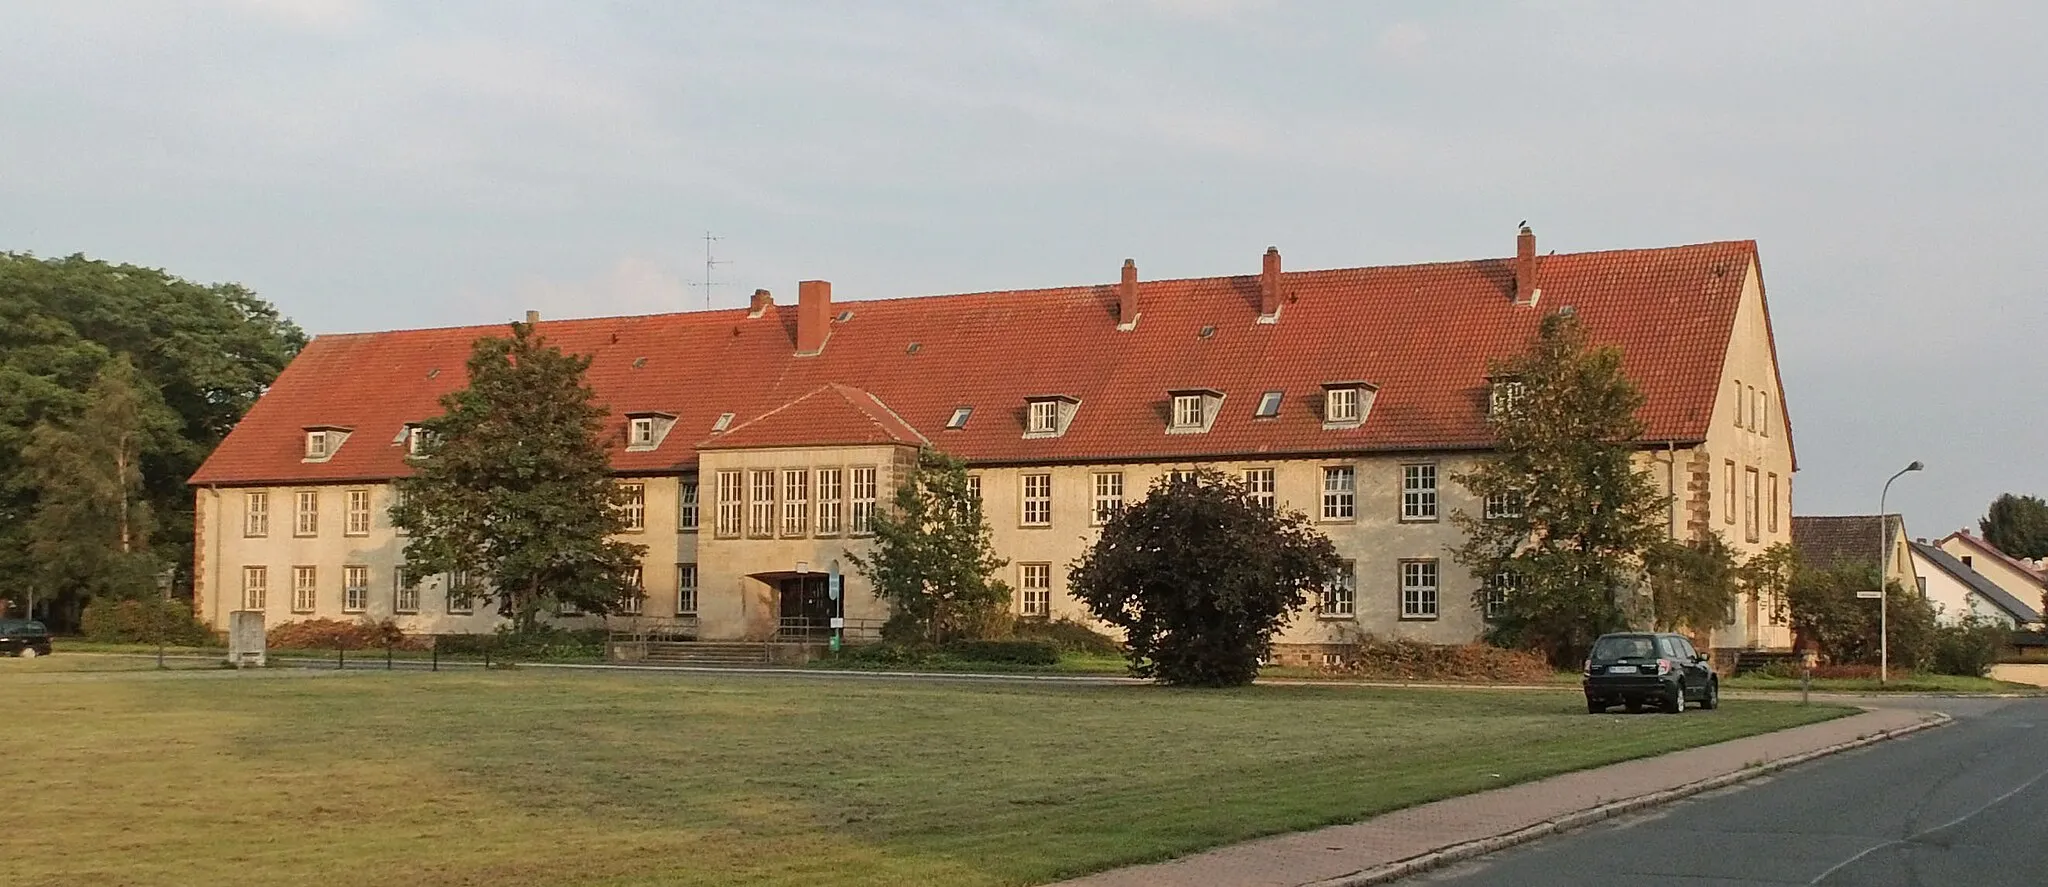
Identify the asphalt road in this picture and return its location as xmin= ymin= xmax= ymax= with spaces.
xmin=1408 ymin=696 xmax=2048 ymax=887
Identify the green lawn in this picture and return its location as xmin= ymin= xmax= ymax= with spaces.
xmin=0 ymin=664 xmax=1848 ymax=887
xmin=1723 ymin=672 xmax=2039 ymax=694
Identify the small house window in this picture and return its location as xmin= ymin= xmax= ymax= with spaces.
xmin=1020 ymin=564 xmax=1051 ymax=617
xmin=306 ymin=431 xmax=330 ymax=459
xmin=1322 ymin=466 xmax=1355 ymax=520
xmin=1023 ymin=396 xmax=1078 ymax=438
xmin=1021 ymin=473 xmax=1052 ymax=527
xmin=676 ymin=564 xmax=698 ymax=615
xmin=406 ymin=426 xmax=431 ymax=456
xmin=1326 ymin=388 xmax=1359 ymax=423
xmin=712 ymin=412 xmax=735 ymax=432
xmin=1255 ymin=391 xmax=1283 ymax=418
xmin=946 ymin=407 xmax=973 ymax=430
xmin=629 ymin=418 xmax=656 ymax=447
xmin=1489 ymin=380 xmax=1526 ymax=416
xmin=1028 ymin=401 xmax=1060 ymax=434
xmin=1171 ymin=394 xmax=1204 ymax=429
xmin=1321 ymin=561 xmax=1356 ymax=618
xmin=1091 ymin=472 xmax=1124 ymax=526
xmin=1483 ymin=490 xmax=1524 ymax=520
xmin=1400 ymin=560 xmax=1439 ymax=620
xmin=620 ymin=483 xmax=645 ymax=532
xmin=1485 ymin=571 xmax=1524 ymax=620
xmin=1243 ymin=468 xmax=1275 ymax=511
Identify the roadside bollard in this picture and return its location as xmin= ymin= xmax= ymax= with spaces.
xmin=431 ymin=645 xmax=439 ymax=672
xmin=337 ymin=644 xmax=345 ymax=670
xmin=1801 ymin=667 xmax=1811 ymax=706
xmin=386 ymin=643 xmax=394 ymax=670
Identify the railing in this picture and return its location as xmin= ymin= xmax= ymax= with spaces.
xmin=774 ymin=617 xmax=886 ymax=644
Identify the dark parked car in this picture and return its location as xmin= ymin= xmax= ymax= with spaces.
xmin=0 ymin=619 xmax=52 ymax=658
xmin=1583 ymin=632 xmax=1717 ymax=714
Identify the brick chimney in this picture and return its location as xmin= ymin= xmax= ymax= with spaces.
xmin=797 ymin=280 xmax=832 ymax=355
xmin=1513 ymin=225 xmax=1539 ymax=306
xmin=1118 ymin=259 xmax=1139 ymax=329
xmin=1259 ymin=246 xmax=1282 ymax=319
xmin=748 ymin=288 xmax=773 ymax=318
xmin=524 ymin=309 xmax=540 ymax=325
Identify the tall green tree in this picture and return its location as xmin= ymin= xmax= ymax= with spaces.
xmin=20 ymin=356 xmax=173 ymax=613
xmin=1979 ymin=493 xmax=2048 ymax=560
xmin=1069 ymin=469 xmax=1341 ymax=687
xmin=847 ymin=447 xmax=1011 ymax=643
xmin=389 ymin=322 xmax=645 ymax=631
xmin=1452 ymin=311 xmax=1670 ymax=667
xmin=1644 ymin=533 xmax=1740 ymax=634
xmin=1785 ymin=564 xmax=1937 ymax=668
xmin=0 ymin=253 xmax=303 ymax=619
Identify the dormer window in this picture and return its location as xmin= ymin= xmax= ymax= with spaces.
xmin=623 ymin=411 xmax=677 ymax=452
xmin=406 ymin=425 xmax=432 ymax=456
xmin=1489 ymin=378 xmax=1527 ymax=417
xmin=1321 ymin=382 xmax=1376 ymax=429
xmin=1023 ymin=395 xmax=1079 ymax=439
xmin=1254 ymin=391 xmax=1283 ymax=419
xmin=1167 ymin=389 xmax=1223 ymax=434
xmin=946 ymin=407 xmax=973 ymax=430
xmin=302 ymin=425 xmax=351 ymax=463
xmin=712 ymin=412 xmax=734 ymax=433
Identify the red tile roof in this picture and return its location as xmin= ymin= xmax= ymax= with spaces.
xmin=705 ymin=383 xmax=928 ymax=451
xmin=190 ymin=239 xmax=1766 ymax=486
xmin=1938 ymin=531 xmax=2048 ymax=588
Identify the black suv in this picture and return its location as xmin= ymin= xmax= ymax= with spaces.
xmin=1583 ymin=632 xmax=1718 ymax=714
xmin=0 ymin=619 xmax=52 ymax=658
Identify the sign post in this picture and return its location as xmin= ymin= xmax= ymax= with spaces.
xmin=827 ymin=560 xmax=844 ymax=653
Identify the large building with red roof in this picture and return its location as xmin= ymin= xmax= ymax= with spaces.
xmin=188 ymin=227 xmax=1799 ymax=658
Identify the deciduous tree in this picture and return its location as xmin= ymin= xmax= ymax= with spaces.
xmin=1069 ymin=469 xmax=1341 ymax=687
xmin=389 ymin=322 xmax=645 ymax=631
xmin=847 ymin=448 xmax=1011 ymax=643
xmin=1453 ymin=311 xmax=1669 ymax=668
xmin=1979 ymin=493 xmax=2048 ymax=560
xmin=1644 ymin=533 xmax=1740 ymax=635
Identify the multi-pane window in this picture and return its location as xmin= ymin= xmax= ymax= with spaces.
xmin=292 ymin=566 xmax=318 ymax=614
xmin=244 ymin=491 xmax=269 ymax=537
xmin=1171 ymin=394 xmax=1204 ymax=429
xmin=1486 ymin=570 xmax=1525 ymax=620
xmin=1325 ymin=388 xmax=1360 ymax=423
xmin=1744 ymin=467 xmax=1761 ymax=543
xmin=715 ymin=470 xmax=744 ymax=537
xmin=343 ymin=565 xmax=368 ymax=613
xmin=1768 ymin=473 xmax=1780 ymax=534
xmin=1021 ymin=473 xmax=1052 ymax=526
xmin=850 ymin=467 xmax=878 ymax=535
xmin=1724 ymin=460 xmax=1737 ymax=524
xmin=816 ymin=468 xmax=843 ymax=535
xmin=748 ymin=469 xmax=777 ymax=537
xmin=1019 ymin=563 xmax=1051 ymax=618
xmin=781 ymin=469 xmax=810 ymax=536
xmin=242 ymin=566 xmax=268 ymax=610
xmin=1243 ymin=468 xmax=1275 ymax=511
xmin=306 ymin=430 xmax=331 ymax=459
xmin=393 ymin=568 xmax=419 ymax=614
xmin=676 ymin=564 xmax=698 ymax=615
xmin=1255 ymin=391 xmax=1283 ymax=418
xmin=1483 ymin=490 xmax=1524 ymax=520
xmin=678 ymin=480 xmax=699 ymax=532
xmin=1489 ymin=380 xmax=1526 ymax=416
xmin=345 ymin=489 xmax=372 ymax=536
xmin=1401 ymin=464 xmax=1438 ymax=521
xmin=1321 ymin=560 xmax=1356 ymax=617
xmin=620 ymin=483 xmax=645 ymax=532
xmin=1091 ymin=472 xmax=1123 ymax=525
xmin=1400 ymin=560 xmax=1439 ymax=619
xmin=1321 ymin=466 xmax=1355 ymax=520
xmin=966 ymin=474 xmax=982 ymax=503
xmin=295 ymin=490 xmax=319 ymax=536
xmin=447 ymin=572 xmax=474 ymax=615
xmin=1028 ymin=400 xmax=1060 ymax=434
xmin=629 ymin=417 xmax=656 ymax=448
xmin=620 ymin=567 xmax=644 ymax=615
xmin=407 ymin=425 xmax=430 ymax=456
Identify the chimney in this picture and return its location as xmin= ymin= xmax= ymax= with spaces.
xmin=1118 ymin=259 xmax=1139 ymax=329
xmin=524 ymin=309 xmax=540 ymax=325
xmin=1513 ymin=225 xmax=1539 ymax=306
xmin=797 ymin=280 xmax=832 ymax=355
xmin=1259 ymin=246 xmax=1282 ymax=319
xmin=748 ymin=288 xmax=773 ymax=318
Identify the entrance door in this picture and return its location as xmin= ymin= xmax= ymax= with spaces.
xmin=777 ymin=576 xmax=836 ymax=639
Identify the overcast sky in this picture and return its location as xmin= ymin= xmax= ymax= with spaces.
xmin=3 ymin=0 xmax=2043 ymax=537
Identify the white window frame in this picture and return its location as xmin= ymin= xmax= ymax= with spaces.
xmin=344 ymin=489 xmax=372 ymax=536
xmin=305 ymin=430 xmax=330 ymax=459
xmin=715 ymin=470 xmax=744 ymax=538
xmin=966 ymin=474 xmax=982 ymax=504
xmin=946 ymin=407 xmax=972 ymax=429
xmin=615 ymin=482 xmax=645 ymax=532
xmin=1243 ymin=468 xmax=1275 ymax=511
xmin=749 ymin=469 xmax=777 ymax=538
xmin=676 ymin=564 xmax=698 ymax=616
xmin=628 ymin=417 xmax=656 ymax=448
xmin=292 ymin=565 xmax=318 ymax=614
xmin=1400 ymin=560 xmax=1439 ymax=620
xmin=1483 ymin=490 xmax=1523 ymax=520
xmin=343 ymin=565 xmax=368 ymax=613
xmin=1321 ymin=466 xmax=1355 ymax=521
xmin=815 ymin=468 xmax=844 ymax=536
xmin=1170 ymin=394 xmax=1204 ymax=430
xmin=406 ymin=425 xmax=430 ymax=456
xmin=1254 ymin=391 xmax=1283 ymax=418
xmin=447 ymin=572 xmax=474 ymax=615
xmin=1486 ymin=570 xmax=1523 ymax=620
xmin=1020 ymin=563 xmax=1051 ymax=618
xmin=1321 ymin=560 xmax=1356 ymax=618
xmin=294 ymin=490 xmax=319 ymax=537
xmin=849 ymin=466 xmax=878 ymax=535
xmin=1489 ymin=380 xmax=1526 ymax=417
xmin=1021 ymin=473 xmax=1052 ymax=527
xmin=1401 ymin=463 xmax=1438 ymax=521
xmin=781 ymin=469 xmax=809 ymax=537
xmin=620 ymin=567 xmax=644 ymax=615
xmin=1325 ymin=388 xmax=1359 ymax=423
xmin=244 ymin=491 xmax=269 ymax=537
xmin=678 ymin=479 xmax=699 ymax=532
xmin=393 ymin=567 xmax=420 ymax=615
xmin=1028 ymin=400 xmax=1060 ymax=434
xmin=1091 ymin=472 xmax=1123 ymax=526
xmin=242 ymin=566 xmax=268 ymax=610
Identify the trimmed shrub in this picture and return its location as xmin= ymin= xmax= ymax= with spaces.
xmin=942 ymin=638 xmax=1060 ymax=665
xmin=830 ymin=643 xmax=936 ymax=668
xmin=1013 ymin=618 xmax=1122 ymax=655
xmin=267 ymin=618 xmax=424 ymax=650
xmin=434 ymin=626 xmax=606 ymax=662
xmin=80 ymin=597 xmax=215 ymax=646
xmin=1329 ymin=638 xmax=1554 ymax=683
xmin=1931 ymin=619 xmax=2006 ymax=677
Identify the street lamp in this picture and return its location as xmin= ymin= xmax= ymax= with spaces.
xmin=1877 ymin=460 xmax=1924 ymax=685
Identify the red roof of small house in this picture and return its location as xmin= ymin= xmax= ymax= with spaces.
xmin=705 ymin=384 xmax=928 ymax=451
xmin=190 ymin=238 xmax=1772 ymax=486
xmin=1938 ymin=531 xmax=2048 ymax=588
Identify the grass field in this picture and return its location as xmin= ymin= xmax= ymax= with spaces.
xmin=0 ymin=663 xmax=1848 ymax=887
xmin=1722 ymin=672 xmax=2037 ymax=694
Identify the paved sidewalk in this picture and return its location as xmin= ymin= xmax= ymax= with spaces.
xmin=1052 ymin=706 xmax=1944 ymax=887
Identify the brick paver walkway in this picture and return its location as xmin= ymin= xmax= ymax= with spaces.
xmin=1053 ymin=706 xmax=1940 ymax=887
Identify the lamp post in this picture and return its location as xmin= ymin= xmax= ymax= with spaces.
xmin=1877 ymin=460 xmax=1924 ymax=685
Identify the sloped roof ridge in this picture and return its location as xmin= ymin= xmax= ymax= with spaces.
xmin=705 ymin=383 xmax=926 ymax=449
xmin=1912 ymin=541 xmax=2044 ymax=623
xmin=1939 ymin=531 xmax=2048 ymax=586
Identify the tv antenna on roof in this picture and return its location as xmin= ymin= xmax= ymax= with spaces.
xmin=689 ymin=231 xmax=730 ymax=310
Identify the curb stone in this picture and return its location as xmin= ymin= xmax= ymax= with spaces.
xmin=1303 ymin=710 xmax=1952 ymax=887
